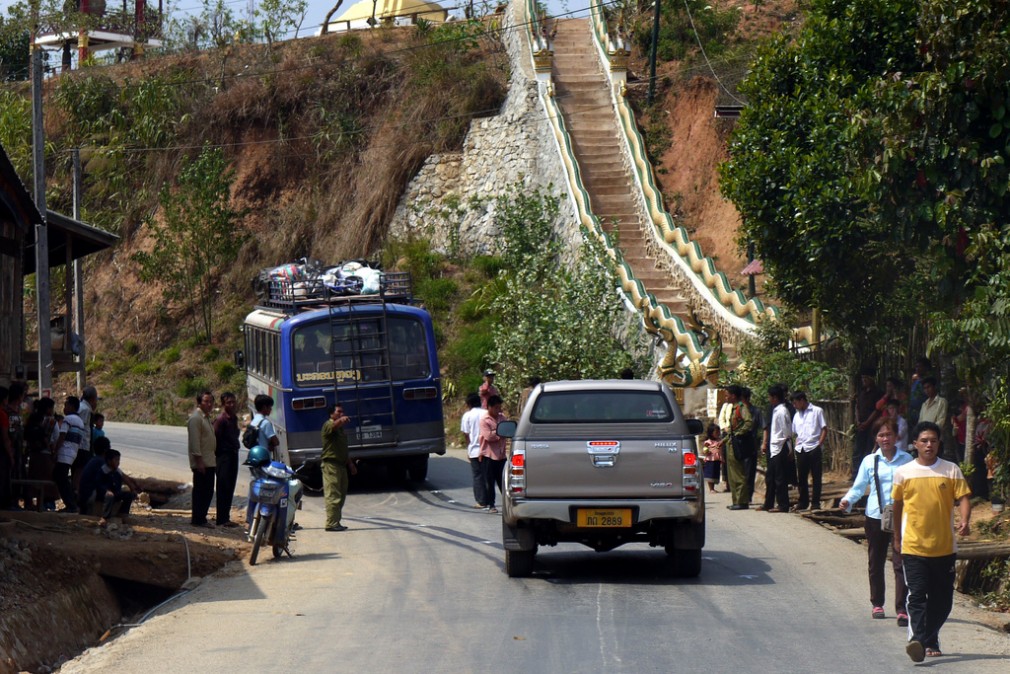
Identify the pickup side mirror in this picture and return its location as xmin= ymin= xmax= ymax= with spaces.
xmin=234 ymin=350 xmax=246 ymax=371
xmin=496 ymin=420 xmax=517 ymax=438
xmin=685 ymin=418 xmax=704 ymax=436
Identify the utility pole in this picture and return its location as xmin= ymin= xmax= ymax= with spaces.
xmin=73 ymin=149 xmax=86 ymax=393
xmin=31 ymin=46 xmax=53 ymax=397
xmin=647 ymin=0 xmax=661 ymax=104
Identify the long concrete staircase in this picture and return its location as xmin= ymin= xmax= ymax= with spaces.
xmin=551 ymin=18 xmax=691 ymax=318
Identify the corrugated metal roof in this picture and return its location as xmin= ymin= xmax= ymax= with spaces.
xmin=0 ymin=143 xmax=44 ymax=230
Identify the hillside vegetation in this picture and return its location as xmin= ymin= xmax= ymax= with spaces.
xmin=1 ymin=21 xmax=507 ymax=421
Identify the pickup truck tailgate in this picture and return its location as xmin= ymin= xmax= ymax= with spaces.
xmin=521 ymin=423 xmax=692 ymax=499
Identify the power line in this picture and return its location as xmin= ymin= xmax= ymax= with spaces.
xmin=681 ymin=0 xmax=746 ymax=106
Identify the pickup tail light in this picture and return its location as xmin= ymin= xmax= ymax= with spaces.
xmin=682 ymin=449 xmax=699 ymax=493
xmin=508 ymin=449 xmax=526 ymax=495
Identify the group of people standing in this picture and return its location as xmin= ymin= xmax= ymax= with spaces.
xmin=712 ymin=374 xmax=974 ymax=662
xmin=460 ymin=369 xmax=508 ymax=514
xmin=0 ymin=384 xmax=123 ymax=518
xmin=709 ymin=384 xmax=827 ymax=513
xmin=187 ymin=390 xmax=277 ymax=528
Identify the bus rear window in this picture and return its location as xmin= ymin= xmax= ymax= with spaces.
xmin=292 ymin=316 xmax=430 ymax=387
xmin=530 ymin=391 xmax=673 ymax=423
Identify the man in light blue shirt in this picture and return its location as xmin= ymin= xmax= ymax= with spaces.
xmin=840 ymin=418 xmax=914 ymax=624
xmin=252 ymin=394 xmax=279 ymax=459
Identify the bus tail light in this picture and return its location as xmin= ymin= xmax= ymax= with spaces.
xmin=403 ymin=387 xmax=438 ymax=401
xmin=292 ymin=396 xmax=326 ymax=411
xmin=682 ymin=449 xmax=699 ymax=493
xmin=508 ymin=449 xmax=526 ymax=495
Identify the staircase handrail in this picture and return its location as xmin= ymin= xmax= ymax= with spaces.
xmin=588 ymin=0 xmax=815 ymax=346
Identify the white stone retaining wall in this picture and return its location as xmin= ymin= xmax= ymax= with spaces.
xmin=388 ymin=7 xmax=580 ymax=259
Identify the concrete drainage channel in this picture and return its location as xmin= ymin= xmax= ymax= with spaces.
xmin=0 ymin=480 xmax=243 ymax=673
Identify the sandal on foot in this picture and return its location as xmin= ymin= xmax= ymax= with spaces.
xmin=871 ymin=607 xmax=885 ymax=619
xmin=906 ymin=640 xmax=925 ymax=663
xmin=896 ymin=612 xmax=908 ymax=627
xmin=925 ymin=648 xmax=942 ymax=657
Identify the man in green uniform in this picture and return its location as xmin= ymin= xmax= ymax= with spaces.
xmin=724 ymin=385 xmax=754 ymax=510
xmin=321 ymin=404 xmax=357 ymax=532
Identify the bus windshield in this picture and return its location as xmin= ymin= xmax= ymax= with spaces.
xmin=292 ymin=315 xmax=431 ymax=387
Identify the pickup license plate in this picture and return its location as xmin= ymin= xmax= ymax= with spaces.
xmin=576 ymin=508 xmax=632 ymax=528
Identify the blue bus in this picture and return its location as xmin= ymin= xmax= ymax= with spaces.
xmin=238 ymin=272 xmax=445 ymax=482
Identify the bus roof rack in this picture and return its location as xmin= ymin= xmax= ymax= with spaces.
xmin=255 ymin=270 xmax=414 ymax=314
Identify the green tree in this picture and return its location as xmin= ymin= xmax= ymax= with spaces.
xmin=0 ymin=2 xmax=30 ymax=82
xmin=865 ymin=0 xmax=1010 ymax=485
xmin=487 ymin=187 xmax=646 ymax=405
xmin=256 ymin=0 xmax=307 ymax=45
xmin=133 ymin=146 xmax=247 ymax=343
xmin=719 ymin=0 xmax=921 ymax=340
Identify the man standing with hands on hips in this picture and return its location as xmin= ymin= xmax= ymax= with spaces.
xmin=892 ymin=421 xmax=971 ymax=662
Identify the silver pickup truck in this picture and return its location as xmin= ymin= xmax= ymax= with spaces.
xmin=496 ymin=380 xmax=705 ymax=578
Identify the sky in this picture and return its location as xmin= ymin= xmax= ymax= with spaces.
xmin=0 ymin=0 xmax=595 ymax=42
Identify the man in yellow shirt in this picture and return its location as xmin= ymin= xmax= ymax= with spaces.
xmin=892 ymin=421 xmax=971 ymax=662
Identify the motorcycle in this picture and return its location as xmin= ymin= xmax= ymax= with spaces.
xmin=246 ymin=453 xmax=304 ymax=565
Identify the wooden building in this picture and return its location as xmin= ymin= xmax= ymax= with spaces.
xmin=0 ymin=143 xmax=118 ymax=388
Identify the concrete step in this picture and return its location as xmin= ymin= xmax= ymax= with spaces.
xmin=594 ymin=212 xmax=639 ymax=222
xmin=591 ymin=191 xmax=636 ymax=204
xmin=580 ymin=167 xmax=630 ymax=181
xmin=569 ymin=130 xmax=614 ymax=140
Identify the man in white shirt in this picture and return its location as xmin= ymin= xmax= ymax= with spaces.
xmin=758 ymin=385 xmax=791 ymax=512
xmin=53 ymin=396 xmax=86 ymax=513
xmin=917 ymin=377 xmax=948 ymax=455
xmin=460 ymin=393 xmax=487 ymax=509
xmin=791 ymin=391 xmax=828 ymax=511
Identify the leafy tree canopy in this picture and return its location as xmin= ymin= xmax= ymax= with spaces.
xmin=720 ymin=0 xmax=922 ymax=339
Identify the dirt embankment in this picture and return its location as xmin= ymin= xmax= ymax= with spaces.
xmin=0 ymin=498 xmax=248 ymax=674
xmin=654 ymin=76 xmax=748 ymax=287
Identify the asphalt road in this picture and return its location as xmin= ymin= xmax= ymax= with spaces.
xmin=63 ymin=423 xmax=1010 ymax=672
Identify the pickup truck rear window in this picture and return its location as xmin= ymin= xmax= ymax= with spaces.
xmin=530 ymin=391 xmax=673 ymax=423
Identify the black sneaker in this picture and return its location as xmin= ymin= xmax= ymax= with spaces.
xmin=325 ymin=525 xmax=348 ymax=532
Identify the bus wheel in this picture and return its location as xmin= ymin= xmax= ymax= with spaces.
xmin=408 ymin=455 xmax=429 ymax=482
xmin=387 ymin=462 xmax=407 ymax=482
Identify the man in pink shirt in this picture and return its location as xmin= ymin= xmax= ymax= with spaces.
xmin=479 ymin=369 xmax=500 ymax=409
xmin=479 ymin=395 xmax=508 ymax=513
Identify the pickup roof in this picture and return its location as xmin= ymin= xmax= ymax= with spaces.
xmin=497 ymin=380 xmax=705 ymax=578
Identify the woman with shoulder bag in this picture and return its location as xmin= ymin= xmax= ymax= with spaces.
xmin=840 ymin=417 xmax=914 ymax=625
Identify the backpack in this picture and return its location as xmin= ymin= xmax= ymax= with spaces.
xmin=242 ymin=419 xmax=262 ymax=449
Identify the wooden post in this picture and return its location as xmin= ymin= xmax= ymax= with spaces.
xmin=31 ymin=47 xmax=52 ymax=396
xmin=73 ymin=149 xmax=86 ymax=392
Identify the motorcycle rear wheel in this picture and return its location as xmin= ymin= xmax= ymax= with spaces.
xmin=250 ymin=513 xmax=273 ymax=566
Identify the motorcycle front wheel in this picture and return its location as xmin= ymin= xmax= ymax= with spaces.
xmin=250 ymin=513 xmax=273 ymax=566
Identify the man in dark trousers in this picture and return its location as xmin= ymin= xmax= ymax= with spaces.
xmin=213 ymin=391 xmax=241 ymax=527
xmin=321 ymin=404 xmax=357 ymax=532
xmin=187 ymin=391 xmax=217 ymax=527
xmin=854 ymin=368 xmax=883 ymax=480
xmin=892 ymin=422 xmax=971 ymax=662
xmin=758 ymin=385 xmax=791 ymax=512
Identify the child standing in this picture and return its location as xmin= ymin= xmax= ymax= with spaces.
xmin=702 ymin=423 xmax=722 ymax=493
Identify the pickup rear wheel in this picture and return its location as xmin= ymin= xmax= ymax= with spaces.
xmin=505 ymin=548 xmax=536 ymax=578
xmin=666 ymin=546 xmax=702 ymax=578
